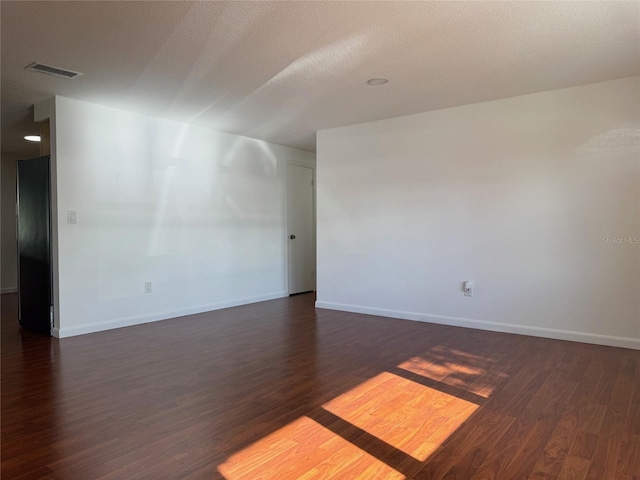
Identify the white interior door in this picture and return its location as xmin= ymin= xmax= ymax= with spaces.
xmin=287 ymin=164 xmax=315 ymax=294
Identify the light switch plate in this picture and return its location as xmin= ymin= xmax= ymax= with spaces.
xmin=67 ymin=210 xmax=77 ymax=224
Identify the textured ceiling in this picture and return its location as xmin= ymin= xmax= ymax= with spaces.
xmin=2 ymin=1 xmax=639 ymax=157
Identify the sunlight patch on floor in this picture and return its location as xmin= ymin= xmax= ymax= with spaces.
xmin=322 ymin=371 xmax=478 ymax=461
xmin=398 ymin=353 xmax=502 ymax=398
xmin=218 ymin=367 xmax=482 ymax=479
xmin=218 ymin=415 xmax=404 ymax=480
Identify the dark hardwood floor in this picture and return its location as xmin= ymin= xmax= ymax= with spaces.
xmin=1 ymin=292 xmax=639 ymax=479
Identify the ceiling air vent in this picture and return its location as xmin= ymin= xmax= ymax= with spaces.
xmin=25 ymin=62 xmax=83 ymax=79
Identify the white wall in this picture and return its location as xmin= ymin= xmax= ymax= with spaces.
xmin=1 ymin=156 xmax=18 ymax=293
xmin=50 ymin=96 xmax=314 ymax=337
xmin=317 ymin=76 xmax=640 ymax=349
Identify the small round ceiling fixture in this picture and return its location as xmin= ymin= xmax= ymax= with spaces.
xmin=24 ymin=135 xmax=41 ymax=142
xmin=367 ymin=78 xmax=389 ymax=86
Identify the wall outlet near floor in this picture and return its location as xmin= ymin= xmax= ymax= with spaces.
xmin=463 ymin=281 xmax=473 ymax=297
xmin=145 ymin=282 xmax=152 ymax=294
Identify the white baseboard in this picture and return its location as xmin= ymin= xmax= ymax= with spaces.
xmin=1 ymin=287 xmax=17 ymax=294
xmin=53 ymin=292 xmax=288 ymax=338
xmin=315 ymin=301 xmax=640 ymax=351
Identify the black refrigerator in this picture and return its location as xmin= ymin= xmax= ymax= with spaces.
xmin=17 ymin=156 xmax=53 ymax=335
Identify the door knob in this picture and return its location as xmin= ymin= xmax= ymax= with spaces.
xmin=290 ymin=234 xmax=296 ymax=239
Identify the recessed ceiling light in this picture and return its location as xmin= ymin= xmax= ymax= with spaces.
xmin=367 ymin=78 xmax=389 ymax=86
xmin=24 ymin=135 xmax=41 ymax=142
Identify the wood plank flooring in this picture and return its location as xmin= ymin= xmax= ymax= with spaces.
xmin=2 ymin=292 xmax=639 ymax=479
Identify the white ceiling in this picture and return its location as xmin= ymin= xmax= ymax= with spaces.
xmin=2 ymin=1 xmax=639 ymax=157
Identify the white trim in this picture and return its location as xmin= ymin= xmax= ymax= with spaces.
xmin=1 ymin=287 xmax=17 ymax=294
xmin=315 ymin=301 xmax=640 ymax=351
xmin=53 ymin=292 xmax=288 ymax=338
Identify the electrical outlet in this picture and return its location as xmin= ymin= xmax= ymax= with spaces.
xmin=145 ymin=282 xmax=152 ymax=294
xmin=464 ymin=281 xmax=473 ymax=297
